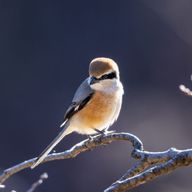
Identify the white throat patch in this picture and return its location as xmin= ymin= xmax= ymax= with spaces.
xmin=90 ymin=79 xmax=121 ymax=93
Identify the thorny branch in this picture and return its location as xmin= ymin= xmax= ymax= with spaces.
xmin=0 ymin=132 xmax=192 ymax=192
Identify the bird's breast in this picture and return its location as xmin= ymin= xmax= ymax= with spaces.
xmin=70 ymin=90 xmax=122 ymax=134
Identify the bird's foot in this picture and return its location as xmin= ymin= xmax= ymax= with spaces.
xmin=87 ymin=135 xmax=96 ymax=141
xmin=104 ymin=130 xmax=116 ymax=135
xmin=93 ymin=128 xmax=115 ymax=136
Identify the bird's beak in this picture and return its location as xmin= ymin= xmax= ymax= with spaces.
xmin=90 ymin=76 xmax=99 ymax=85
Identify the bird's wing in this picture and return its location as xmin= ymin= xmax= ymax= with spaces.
xmin=60 ymin=78 xmax=94 ymax=127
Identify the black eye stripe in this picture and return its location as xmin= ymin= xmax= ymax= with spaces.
xmin=100 ymin=72 xmax=117 ymax=80
xmin=90 ymin=72 xmax=117 ymax=85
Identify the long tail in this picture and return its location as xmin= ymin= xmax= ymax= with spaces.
xmin=31 ymin=123 xmax=71 ymax=169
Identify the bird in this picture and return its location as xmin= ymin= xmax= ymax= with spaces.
xmin=31 ymin=57 xmax=124 ymax=169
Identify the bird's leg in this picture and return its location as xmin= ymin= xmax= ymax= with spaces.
xmin=87 ymin=128 xmax=104 ymax=141
xmin=91 ymin=128 xmax=116 ymax=139
xmin=87 ymin=135 xmax=94 ymax=141
xmin=94 ymin=128 xmax=115 ymax=136
xmin=103 ymin=129 xmax=116 ymax=134
xmin=95 ymin=127 xmax=116 ymax=135
xmin=93 ymin=128 xmax=106 ymax=136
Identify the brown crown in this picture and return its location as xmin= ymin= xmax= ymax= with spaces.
xmin=89 ymin=57 xmax=119 ymax=77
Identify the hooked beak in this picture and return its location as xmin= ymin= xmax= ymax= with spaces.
xmin=90 ymin=76 xmax=99 ymax=85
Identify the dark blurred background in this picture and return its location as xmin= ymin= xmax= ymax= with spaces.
xmin=0 ymin=0 xmax=192 ymax=191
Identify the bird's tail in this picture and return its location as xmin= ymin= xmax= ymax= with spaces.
xmin=31 ymin=123 xmax=72 ymax=169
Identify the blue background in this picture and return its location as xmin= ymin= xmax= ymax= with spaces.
xmin=0 ymin=1 xmax=192 ymax=191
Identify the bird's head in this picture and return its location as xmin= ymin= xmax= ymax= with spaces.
xmin=88 ymin=57 xmax=120 ymax=91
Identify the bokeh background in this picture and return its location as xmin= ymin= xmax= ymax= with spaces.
xmin=0 ymin=0 xmax=192 ymax=191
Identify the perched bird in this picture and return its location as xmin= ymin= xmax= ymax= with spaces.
xmin=31 ymin=57 xmax=124 ymax=169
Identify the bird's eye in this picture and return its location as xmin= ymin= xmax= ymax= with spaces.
xmin=100 ymin=72 xmax=117 ymax=80
xmin=90 ymin=76 xmax=98 ymax=85
xmin=92 ymin=76 xmax=98 ymax=81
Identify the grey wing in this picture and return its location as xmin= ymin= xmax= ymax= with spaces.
xmin=60 ymin=78 xmax=94 ymax=127
xmin=72 ymin=78 xmax=93 ymax=102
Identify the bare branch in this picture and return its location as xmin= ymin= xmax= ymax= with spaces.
xmin=0 ymin=132 xmax=142 ymax=185
xmin=0 ymin=132 xmax=191 ymax=192
xmin=105 ymin=149 xmax=192 ymax=192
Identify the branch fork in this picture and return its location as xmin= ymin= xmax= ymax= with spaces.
xmin=0 ymin=132 xmax=192 ymax=192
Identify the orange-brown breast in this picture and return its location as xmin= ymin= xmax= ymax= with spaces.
xmin=75 ymin=91 xmax=117 ymax=129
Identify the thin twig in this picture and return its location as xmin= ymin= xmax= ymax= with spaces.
xmin=26 ymin=173 xmax=48 ymax=192
xmin=0 ymin=184 xmax=5 ymax=188
xmin=179 ymin=75 xmax=192 ymax=96
xmin=179 ymin=85 xmax=192 ymax=96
